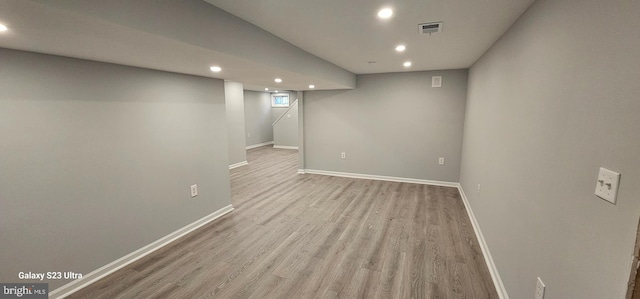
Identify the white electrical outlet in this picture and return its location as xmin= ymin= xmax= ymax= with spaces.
xmin=535 ymin=277 xmax=545 ymax=299
xmin=190 ymin=184 xmax=198 ymax=198
xmin=595 ymin=167 xmax=620 ymax=204
xmin=477 ymin=184 xmax=481 ymax=193
xmin=438 ymin=157 xmax=445 ymax=165
xmin=432 ymin=76 xmax=442 ymax=87
xmin=247 ymin=133 xmax=251 ymax=138
xmin=341 ymin=152 xmax=346 ymax=159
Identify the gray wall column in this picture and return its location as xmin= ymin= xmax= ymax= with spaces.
xmin=297 ymin=91 xmax=305 ymax=172
xmin=224 ymin=81 xmax=247 ymax=166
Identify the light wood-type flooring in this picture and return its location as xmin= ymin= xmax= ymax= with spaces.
xmin=68 ymin=146 xmax=498 ymax=298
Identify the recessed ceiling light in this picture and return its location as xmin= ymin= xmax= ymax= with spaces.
xmin=0 ymin=24 xmax=8 ymax=32
xmin=265 ymin=88 xmax=269 ymax=91
xmin=209 ymin=66 xmax=222 ymax=72
xmin=274 ymin=78 xmax=282 ymax=83
xmin=403 ymin=61 xmax=412 ymax=67
xmin=395 ymin=45 xmax=406 ymax=52
xmin=377 ymin=8 xmax=393 ymax=19
xmin=309 ymin=85 xmax=315 ymax=89
xmin=275 ymin=90 xmax=279 ymax=93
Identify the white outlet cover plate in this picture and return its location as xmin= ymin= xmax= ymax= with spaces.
xmin=190 ymin=184 xmax=198 ymax=198
xmin=595 ymin=167 xmax=620 ymax=204
xmin=431 ymin=76 xmax=442 ymax=87
xmin=535 ymin=277 xmax=545 ymax=299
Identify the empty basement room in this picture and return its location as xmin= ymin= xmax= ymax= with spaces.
xmin=1 ymin=0 xmax=638 ymax=298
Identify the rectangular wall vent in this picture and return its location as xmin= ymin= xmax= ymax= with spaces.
xmin=419 ymin=22 xmax=443 ymax=35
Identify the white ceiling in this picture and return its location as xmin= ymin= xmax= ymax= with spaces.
xmin=205 ymin=0 xmax=535 ymax=74
xmin=0 ymin=0 xmax=351 ymax=91
xmin=0 ymin=0 xmax=535 ymax=91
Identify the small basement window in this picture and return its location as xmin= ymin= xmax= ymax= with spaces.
xmin=271 ymin=93 xmax=289 ymax=107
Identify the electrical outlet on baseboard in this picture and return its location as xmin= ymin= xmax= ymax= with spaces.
xmin=535 ymin=277 xmax=545 ymax=299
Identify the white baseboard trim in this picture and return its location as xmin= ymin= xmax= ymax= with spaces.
xmin=49 ymin=204 xmax=234 ymax=299
xmin=229 ymin=161 xmax=248 ymax=169
xmin=297 ymin=169 xmax=306 ymax=174
xmin=303 ymin=169 xmax=458 ymax=188
xmin=273 ymin=145 xmax=299 ymax=150
xmin=457 ymin=186 xmax=509 ymax=299
xmin=246 ymin=141 xmax=274 ymax=150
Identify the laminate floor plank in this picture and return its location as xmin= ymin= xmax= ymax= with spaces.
xmin=377 ymin=247 xmax=406 ymax=299
xmin=66 ymin=146 xmax=498 ymax=299
xmin=246 ymin=274 xmax=287 ymax=299
xmin=361 ymin=184 xmax=404 ymax=272
xmin=221 ymin=231 xmax=301 ymax=298
xmin=171 ymin=261 xmax=234 ymax=298
xmin=323 ymin=290 xmax=340 ymax=299
xmin=68 ymin=269 xmax=140 ymax=299
xmin=262 ymin=254 xmax=323 ymax=299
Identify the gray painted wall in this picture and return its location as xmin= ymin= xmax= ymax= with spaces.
xmin=459 ymin=0 xmax=640 ymax=298
xmin=225 ymin=81 xmax=247 ymax=165
xmin=297 ymin=91 xmax=305 ymax=170
xmin=273 ymin=100 xmax=299 ymax=148
xmin=243 ymin=90 xmax=273 ymax=146
xmin=305 ymin=70 xmax=467 ymax=182
xmin=0 ymin=49 xmax=231 ymax=289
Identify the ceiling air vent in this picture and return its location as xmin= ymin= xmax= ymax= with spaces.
xmin=419 ymin=22 xmax=443 ymax=35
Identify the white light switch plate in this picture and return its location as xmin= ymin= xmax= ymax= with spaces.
xmin=595 ymin=167 xmax=620 ymax=204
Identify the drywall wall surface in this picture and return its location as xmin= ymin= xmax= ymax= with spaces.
xmin=243 ymin=90 xmax=273 ymax=146
xmin=225 ymin=81 xmax=247 ymax=165
xmin=273 ymin=100 xmax=299 ymax=148
xmin=297 ymin=91 xmax=305 ymax=170
xmin=459 ymin=0 xmax=640 ymax=298
xmin=305 ymin=70 xmax=467 ymax=182
xmin=0 ymin=49 xmax=232 ymax=289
